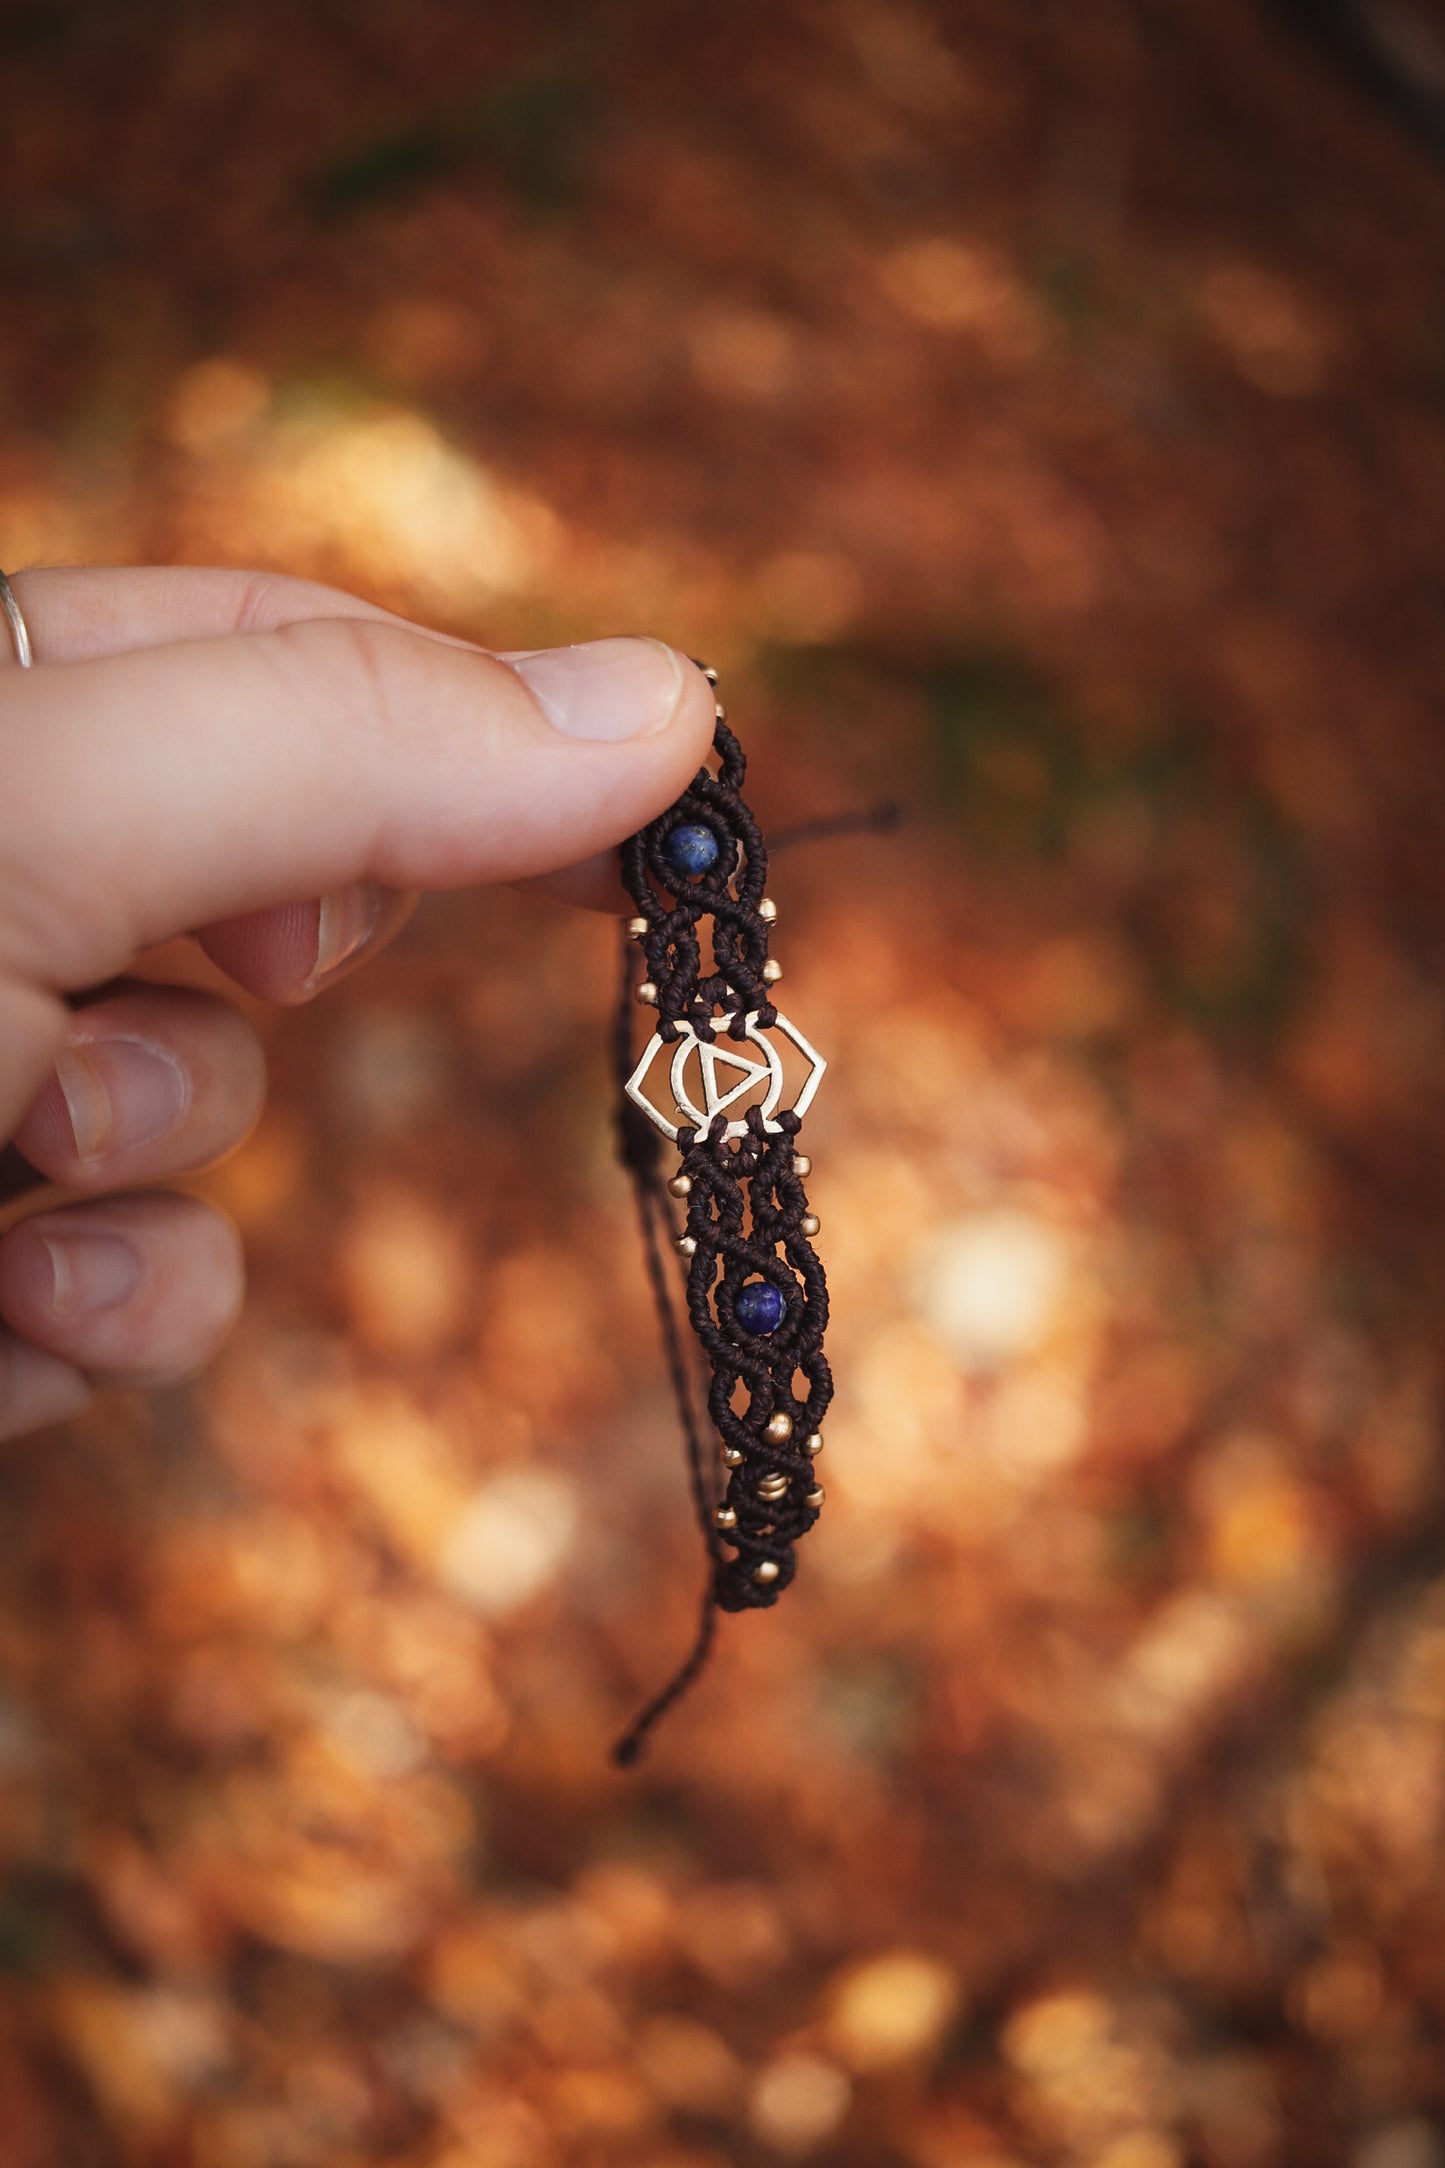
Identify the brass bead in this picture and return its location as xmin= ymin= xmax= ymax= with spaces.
xmin=758 ymin=897 xmax=778 ymax=924
xmin=757 ymin=1473 xmax=789 ymax=1502
xmin=806 ymin=1485 xmax=826 ymax=1510
xmin=792 ymin=1152 xmax=812 ymax=1178
xmin=667 ymin=1173 xmax=693 ymax=1199
xmin=799 ymin=1212 xmax=820 ymax=1238
xmin=722 ymin=1444 xmax=745 ymax=1467
xmin=805 ymin=1431 xmax=824 ymax=1456
xmin=715 ymin=702 xmax=727 ymax=724
xmin=764 ymin=1411 xmax=794 ymax=1445
xmin=714 ymin=1504 xmax=738 ymax=1532
xmin=752 ymin=1559 xmax=782 ymax=1586
xmin=627 ymin=915 xmax=649 ymax=940
xmin=700 ymin=663 xmax=719 ymax=685
xmin=675 ymin=1234 xmax=698 ymax=1258
xmin=636 ymin=981 xmax=659 ymax=1006
xmin=761 ymin=958 xmax=784 ymax=985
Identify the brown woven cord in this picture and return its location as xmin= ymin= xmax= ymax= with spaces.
xmin=610 ymin=689 xmax=832 ymax=1766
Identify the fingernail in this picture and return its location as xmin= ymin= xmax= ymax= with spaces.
xmin=55 ymin=1038 xmax=189 ymax=1164
xmin=41 ymin=1230 xmax=142 ymax=1317
xmin=306 ymin=882 xmax=386 ymax=992
xmin=508 ymin=638 xmax=684 ymax=741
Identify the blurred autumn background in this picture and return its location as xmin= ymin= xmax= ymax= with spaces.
xmin=5 ymin=1 xmax=1445 ymax=2163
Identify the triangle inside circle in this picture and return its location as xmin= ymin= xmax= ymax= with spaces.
xmin=697 ymin=1039 xmax=771 ymax=1116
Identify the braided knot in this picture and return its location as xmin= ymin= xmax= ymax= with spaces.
xmin=621 ymin=719 xmax=778 ymax=1044
xmin=621 ymin=709 xmax=832 ymax=1612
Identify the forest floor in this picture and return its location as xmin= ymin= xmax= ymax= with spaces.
xmin=3 ymin=4 xmax=1445 ymax=2164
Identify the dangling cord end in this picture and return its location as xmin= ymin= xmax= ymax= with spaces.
xmin=610 ymin=1178 xmax=722 ymax=1766
xmin=612 ymin=919 xmax=723 ymax=1768
xmin=611 ymin=1587 xmax=718 ymax=1767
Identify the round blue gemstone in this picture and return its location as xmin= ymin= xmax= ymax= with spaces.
xmin=735 ymin=1279 xmax=785 ymax=1335
xmin=663 ymin=821 xmax=720 ymax=878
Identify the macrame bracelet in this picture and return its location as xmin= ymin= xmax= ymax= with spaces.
xmin=610 ymin=670 xmax=832 ymax=1765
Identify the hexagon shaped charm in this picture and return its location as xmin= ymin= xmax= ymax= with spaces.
xmin=625 ymin=1008 xmax=826 ymax=1143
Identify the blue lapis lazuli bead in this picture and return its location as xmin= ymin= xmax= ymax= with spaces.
xmin=735 ymin=1280 xmax=785 ymax=1335
xmin=663 ymin=821 xmax=720 ymax=878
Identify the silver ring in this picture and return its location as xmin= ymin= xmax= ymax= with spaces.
xmin=0 ymin=571 xmax=34 ymax=667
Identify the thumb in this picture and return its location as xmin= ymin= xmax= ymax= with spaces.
xmin=0 ymin=619 xmax=713 ymax=1124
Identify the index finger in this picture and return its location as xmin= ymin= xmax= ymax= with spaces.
xmin=0 ymin=602 xmax=714 ymax=1131
xmin=5 ymin=567 xmax=655 ymax=928
xmin=4 ymin=565 xmax=431 ymax=663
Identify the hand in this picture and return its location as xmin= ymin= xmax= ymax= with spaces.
xmin=0 ymin=566 xmax=714 ymax=1441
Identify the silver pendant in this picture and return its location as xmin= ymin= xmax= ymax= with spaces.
xmin=625 ymin=1008 xmax=826 ymax=1143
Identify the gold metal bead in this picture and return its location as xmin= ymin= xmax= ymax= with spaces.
xmin=764 ymin=1411 xmax=794 ymax=1445
xmin=805 ymin=1431 xmax=825 ymax=1456
xmin=758 ymin=897 xmax=778 ymax=924
xmin=722 ymin=1444 xmax=745 ymax=1467
xmin=714 ymin=1504 xmax=738 ymax=1531
xmin=799 ymin=1212 xmax=820 ymax=1238
xmin=700 ymin=663 xmax=719 ymax=685
xmin=627 ymin=916 xmax=649 ymax=941
xmin=805 ymin=1485 xmax=826 ymax=1510
xmin=761 ymin=958 xmax=784 ymax=985
xmin=636 ymin=981 xmax=659 ymax=1006
xmin=675 ymin=1234 xmax=698 ymax=1258
xmin=757 ymin=1473 xmax=789 ymax=1502
xmin=715 ymin=702 xmax=727 ymax=724
xmin=752 ymin=1560 xmax=782 ymax=1586
xmin=792 ymin=1152 xmax=812 ymax=1178
xmin=667 ymin=1173 xmax=693 ymax=1199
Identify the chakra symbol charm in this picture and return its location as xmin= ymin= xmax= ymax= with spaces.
xmin=625 ymin=1008 xmax=826 ymax=1143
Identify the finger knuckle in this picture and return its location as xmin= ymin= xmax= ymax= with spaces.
xmin=229 ymin=568 xmax=297 ymax=637
xmin=270 ymin=615 xmax=430 ymax=774
xmin=322 ymin=617 xmax=415 ymax=747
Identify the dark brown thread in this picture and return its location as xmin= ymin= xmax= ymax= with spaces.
xmin=610 ymin=693 xmax=832 ymax=1766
